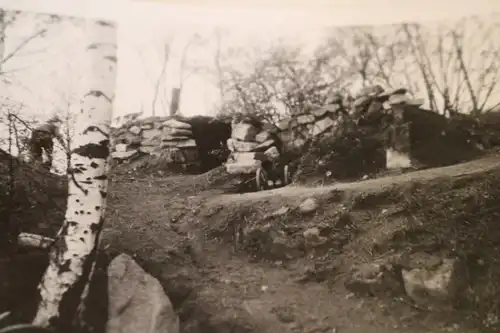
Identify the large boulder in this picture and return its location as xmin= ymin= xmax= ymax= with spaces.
xmin=402 ymin=256 xmax=465 ymax=308
xmin=107 ymin=253 xmax=180 ymax=333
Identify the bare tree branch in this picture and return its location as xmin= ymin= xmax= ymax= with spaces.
xmin=450 ymin=30 xmax=479 ymax=115
xmin=1 ymin=28 xmax=47 ymax=67
xmin=152 ymin=40 xmax=172 ymax=116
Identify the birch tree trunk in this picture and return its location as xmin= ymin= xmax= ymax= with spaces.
xmin=32 ymin=19 xmax=118 ymax=329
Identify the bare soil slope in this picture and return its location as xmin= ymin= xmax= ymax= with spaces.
xmin=2 ymin=149 xmax=499 ymax=332
xmin=103 ymin=153 xmax=500 ymax=333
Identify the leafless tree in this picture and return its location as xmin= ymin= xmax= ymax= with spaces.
xmin=0 ymin=10 xmax=61 ymax=75
xmin=151 ymin=38 xmax=172 ymax=116
xmin=217 ymin=38 xmax=346 ymax=123
xmin=397 ymin=16 xmax=500 ymax=116
xmin=213 ymin=27 xmax=226 ymax=103
xmin=318 ymin=14 xmax=500 ymax=116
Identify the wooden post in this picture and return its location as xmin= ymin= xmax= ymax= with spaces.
xmin=169 ymin=87 xmax=181 ymax=116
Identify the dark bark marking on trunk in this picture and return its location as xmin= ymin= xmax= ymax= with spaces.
xmin=87 ymin=42 xmax=117 ymax=51
xmin=90 ymin=161 xmax=99 ymax=168
xmin=96 ymin=20 xmax=113 ymax=27
xmin=69 ymin=167 xmax=83 ymax=174
xmin=73 ymin=142 xmax=109 ymax=160
xmin=69 ymin=169 xmax=89 ymax=195
xmin=105 ymin=55 xmax=117 ymax=63
xmin=55 ymin=247 xmax=96 ymax=331
xmin=94 ymin=174 xmax=107 ymax=181
xmin=83 ymin=126 xmax=110 ymax=139
xmin=84 ymin=90 xmax=112 ymax=104
xmin=90 ymin=223 xmax=100 ymax=233
xmin=75 ymin=219 xmax=106 ymax=328
xmin=99 ymin=191 xmax=107 ymax=199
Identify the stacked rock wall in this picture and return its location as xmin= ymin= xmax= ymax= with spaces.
xmin=111 ymin=116 xmax=199 ymax=170
xmin=225 ymin=118 xmax=282 ymax=174
xmin=275 ymin=98 xmax=345 ymax=151
xmin=111 ymin=85 xmax=482 ymax=177
xmin=227 ymin=84 xmax=477 ymax=177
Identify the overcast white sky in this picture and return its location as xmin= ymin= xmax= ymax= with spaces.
xmin=0 ymin=0 xmax=499 ymax=123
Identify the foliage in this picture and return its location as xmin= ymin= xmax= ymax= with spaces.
xmin=210 ymin=13 xmax=500 ymax=121
xmin=218 ymin=40 xmax=346 ymax=124
xmin=293 ymin=121 xmax=387 ymax=183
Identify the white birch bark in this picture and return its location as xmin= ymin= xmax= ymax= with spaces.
xmin=32 ymin=19 xmax=118 ymax=329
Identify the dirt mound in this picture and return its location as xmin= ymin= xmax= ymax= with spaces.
xmin=0 ymin=150 xmax=66 ymax=240
xmin=0 ymin=150 xmax=67 ymax=325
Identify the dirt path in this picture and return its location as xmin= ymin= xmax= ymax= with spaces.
xmin=210 ymin=153 xmax=500 ymax=206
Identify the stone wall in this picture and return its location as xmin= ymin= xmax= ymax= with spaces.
xmin=111 ymin=85 xmax=483 ymax=177
xmin=224 ymin=97 xmax=347 ymax=175
xmin=111 ymin=116 xmax=200 ymax=170
xmin=224 ymin=86 xmax=422 ymax=175
xmin=224 ymin=84 xmax=483 ymax=178
xmin=275 ymin=99 xmax=345 ymax=151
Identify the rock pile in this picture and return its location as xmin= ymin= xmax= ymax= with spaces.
xmin=160 ymin=118 xmax=199 ymax=170
xmin=225 ymin=117 xmax=281 ymax=174
xmin=111 ymin=116 xmax=199 ymax=170
xmin=276 ymin=94 xmax=346 ymax=150
xmin=350 ymin=85 xmax=424 ymax=123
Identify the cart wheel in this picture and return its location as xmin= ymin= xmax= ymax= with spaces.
xmin=282 ymin=164 xmax=291 ymax=185
xmin=255 ymin=167 xmax=268 ymax=191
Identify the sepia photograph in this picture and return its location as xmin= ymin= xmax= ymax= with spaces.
xmin=0 ymin=0 xmax=499 ymax=332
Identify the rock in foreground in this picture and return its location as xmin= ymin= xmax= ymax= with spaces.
xmin=107 ymin=253 xmax=180 ymax=333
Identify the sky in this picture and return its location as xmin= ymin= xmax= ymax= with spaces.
xmin=0 ymin=0 xmax=499 ymax=124
xmin=0 ymin=0 xmax=498 ymax=173
xmin=0 ymin=2 xmax=331 ymax=122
